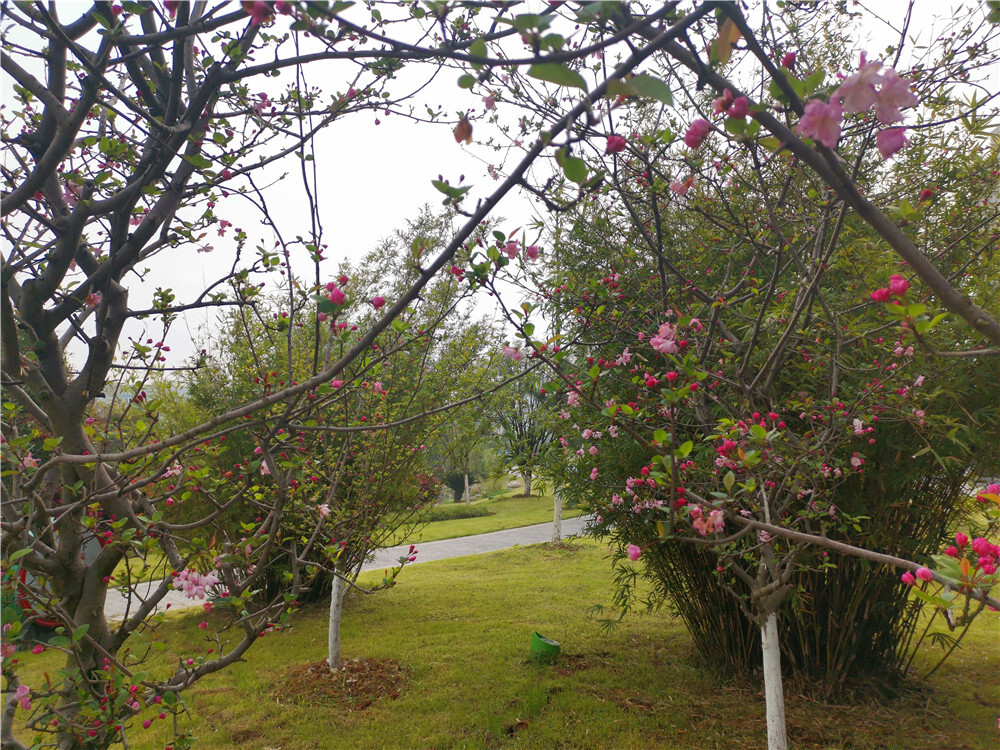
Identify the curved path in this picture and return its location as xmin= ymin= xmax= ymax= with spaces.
xmin=104 ymin=515 xmax=592 ymax=620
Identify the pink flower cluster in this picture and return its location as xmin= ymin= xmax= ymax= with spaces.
xmin=870 ymin=273 xmax=909 ymax=302
xmin=173 ymin=568 xmax=220 ymax=599
xmin=976 ymin=483 xmax=1000 ymax=503
xmin=502 ymin=345 xmax=523 ymax=362
xmin=796 ymin=53 xmax=917 ymax=157
xmin=690 ymin=506 xmax=725 ymax=537
xmin=649 ymin=322 xmax=678 ymax=355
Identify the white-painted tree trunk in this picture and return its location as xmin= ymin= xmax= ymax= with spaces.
xmin=463 ymin=471 xmax=470 ymax=505
xmin=552 ymin=487 xmax=562 ymax=543
xmin=523 ymin=472 xmax=532 ymax=496
xmin=327 ymin=569 xmax=345 ymax=671
xmin=761 ymin=612 xmax=788 ymax=750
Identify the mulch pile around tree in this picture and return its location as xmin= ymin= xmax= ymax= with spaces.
xmin=280 ymin=657 xmax=407 ymax=710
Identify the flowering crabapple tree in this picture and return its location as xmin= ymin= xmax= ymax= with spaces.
xmin=180 ymin=209 xmax=509 ymax=671
xmin=467 ymin=3 xmax=999 ymax=748
xmin=0 ymin=2 xmax=728 ymax=747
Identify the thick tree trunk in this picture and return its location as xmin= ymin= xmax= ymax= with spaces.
xmin=761 ymin=612 xmax=788 ymax=750
xmin=463 ymin=471 xmax=470 ymax=505
xmin=327 ymin=567 xmax=345 ymax=671
xmin=522 ymin=472 xmax=532 ymax=496
xmin=552 ymin=487 xmax=562 ymax=543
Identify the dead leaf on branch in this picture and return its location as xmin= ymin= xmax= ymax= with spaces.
xmin=709 ymin=17 xmax=742 ymax=65
xmin=454 ymin=116 xmax=473 ymax=145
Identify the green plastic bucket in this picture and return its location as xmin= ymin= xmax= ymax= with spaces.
xmin=529 ymin=631 xmax=560 ymax=663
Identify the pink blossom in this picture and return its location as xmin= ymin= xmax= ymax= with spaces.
xmin=318 ymin=504 xmax=331 ymax=518
xmin=915 ymin=566 xmax=933 ymax=582
xmin=32 ymin=644 xmax=44 ymax=654
xmin=482 ymin=93 xmax=496 ymax=111
xmin=626 ymin=544 xmax=642 ymax=561
xmin=241 ymin=1 xmax=273 ymax=25
xmin=835 ymin=53 xmax=884 ymax=113
xmin=84 ymin=291 xmax=103 ymax=309
xmin=327 ymin=286 xmax=346 ymax=305
xmin=504 ymin=241 xmax=519 ymax=259
xmin=589 ymin=445 xmax=598 ymax=456
xmin=708 ymin=510 xmax=725 ymax=533
xmin=876 ymin=128 xmax=908 ymax=159
xmin=956 ymin=532 xmax=969 ymax=548
xmin=727 ymin=96 xmax=749 ymax=119
xmin=165 ymin=0 xmax=181 ymax=18
xmin=566 ymin=391 xmax=580 ymax=408
xmin=605 ymin=134 xmax=627 ymax=154
xmin=15 ymin=685 xmax=31 ymax=711
xmin=712 ymin=89 xmax=733 ymax=115
xmin=888 ymin=274 xmax=909 ymax=296
xmin=684 ymin=119 xmax=711 ymax=149
xmin=796 ymin=100 xmax=843 ymax=148
xmin=589 ymin=467 xmax=598 ymax=481
xmin=21 ymin=454 xmax=39 ymax=470
xmin=502 ymin=345 xmax=523 ymax=362
xmin=780 ymin=51 xmax=796 ymax=70
xmin=874 ymin=69 xmax=918 ymax=125
xmin=976 ymin=484 xmax=1000 ymax=502
xmin=870 ymin=287 xmax=891 ymax=303
xmin=670 ymin=176 xmax=694 ymax=196
xmin=260 ymin=462 xmax=271 ymax=476
xmin=913 ymin=375 xmax=925 ymax=387
xmin=525 ymin=245 xmax=539 ymax=261
xmin=370 ymin=296 xmax=386 ymax=310
xmin=275 ymin=1 xmax=295 ymax=14
xmin=900 ymin=571 xmax=915 ymax=585
xmin=971 ymin=537 xmax=993 ymax=557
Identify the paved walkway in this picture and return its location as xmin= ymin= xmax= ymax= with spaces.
xmin=361 ymin=514 xmax=591 ymax=571
xmin=105 ymin=515 xmax=591 ymax=620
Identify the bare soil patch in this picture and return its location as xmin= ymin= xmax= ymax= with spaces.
xmin=279 ymin=657 xmax=407 ymax=710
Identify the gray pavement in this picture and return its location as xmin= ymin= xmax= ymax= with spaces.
xmin=104 ymin=515 xmax=592 ymax=620
xmin=361 ymin=514 xmax=591 ymax=572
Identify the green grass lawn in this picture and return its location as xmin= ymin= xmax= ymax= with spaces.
xmin=400 ymin=490 xmax=584 ymax=543
xmin=109 ymin=491 xmax=579 ymax=587
xmin=11 ymin=540 xmax=998 ymax=749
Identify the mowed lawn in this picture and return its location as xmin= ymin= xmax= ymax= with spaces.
xmin=397 ymin=489 xmax=585 ymax=543
xmin=12 ymin=540 xmax=998 ymax=749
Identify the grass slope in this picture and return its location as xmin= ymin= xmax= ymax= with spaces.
xmin=12 ymin=540 xmax=998 ymax=749
xmin=398 ymin=490 xmax=584 ymax=543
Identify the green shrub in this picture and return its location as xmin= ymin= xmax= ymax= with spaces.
xmin=423 ymin=504 xmax=493 ymax=522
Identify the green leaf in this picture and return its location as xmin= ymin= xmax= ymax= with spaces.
xmin=555 ymin=147 xmax=588 ymax=185
xmin=183 ymin=153 xmax=213 ymax=170
xmin=758 ymin=136 xmax=791 ymax=154
xmin=629 ymin=74 xmax=673 ymax=105
xmin=469 ymin=37 xmax=487 ymax=62
xmin=528 ymin=63 xmax=586 ymax=90
xmin=723 ymin=471 xmax=736 ymax=493
xmin=653 ymin=429 xmax=668 ymax=445
xmin=72 ymin=624 xmax=90 ymax=642
xmin=804 ymin=69 xmax=826 ymax=94
xmin=8 ymin=548 xmax=31 ymax=562
xmin=457 ymin=74 xmax=476 ymax=89
xmin=724 ymin=117 xmax=747 ymax=137
xmin=676 ymin=440 xmax=693 ymax=458
xmin=606 ymin=78 xmax=639 ymax=99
